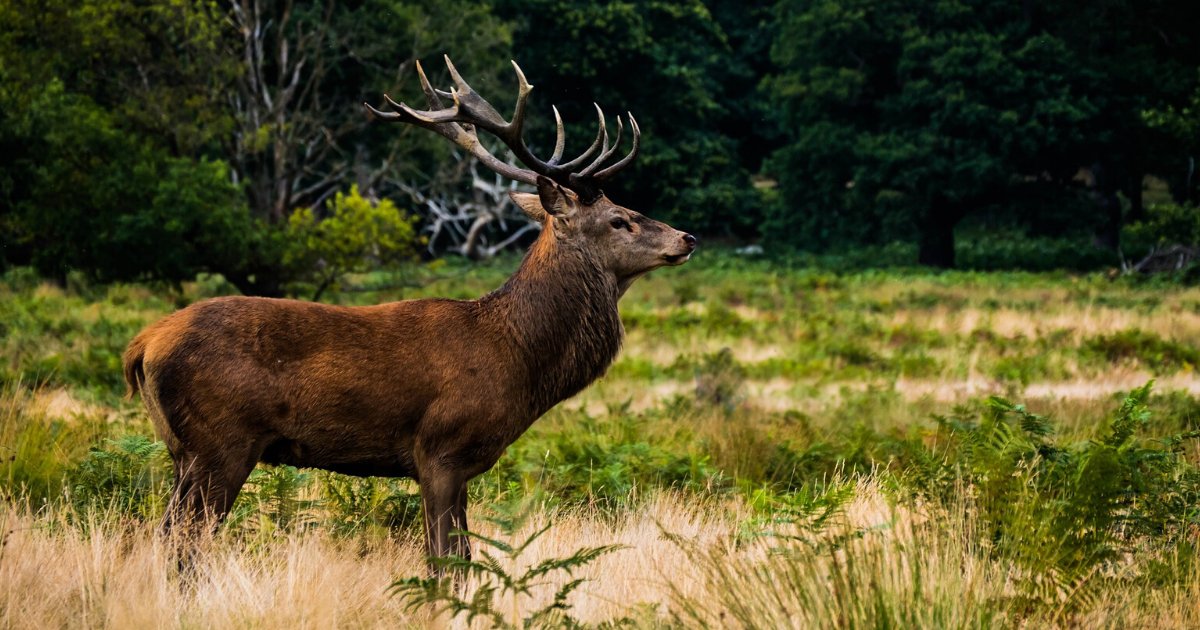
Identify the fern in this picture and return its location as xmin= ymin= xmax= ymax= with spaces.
xmin=910 ymin=381 xmax=1200 ymax=614
xmin=391 ymin=495 xmax=623 ymax=629
xmin=68 ymin=435 xmax=170 ymax=520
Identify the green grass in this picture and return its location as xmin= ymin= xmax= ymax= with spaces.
xmin=5 ymin=255 xmax=1200 ymax=625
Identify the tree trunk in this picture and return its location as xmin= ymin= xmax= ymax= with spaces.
xmin=219 ymin=266 xmax=285 ymax=298
xmin=1090 ymin=161 xmax=1122 ymax=250
xmin=1127 ymin=169 xmax=1145 ymax=223
xmin=917 ymin=197 xmax=960 ymax=269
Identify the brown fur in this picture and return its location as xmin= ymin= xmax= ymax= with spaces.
xmin=123 ymin=178 xmax=695 ymax=562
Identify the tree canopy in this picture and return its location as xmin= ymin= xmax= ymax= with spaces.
xmin=2 ymin=0 xmax=1199 ymax=289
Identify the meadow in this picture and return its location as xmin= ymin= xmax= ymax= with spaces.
xmin=3 ymin=253 xmax=1200 ymax=628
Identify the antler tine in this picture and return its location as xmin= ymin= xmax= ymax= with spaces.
xmin=414 ymin=60 xmax=444 ymax=110
xmin=554 ymin=104 xmax=608 ymax=171
xmin=579 ymin=115 xmax=624 ymax=177
xmin=443 ymin=55 xmax=473 ymax=96
xmin=363 ymin=99 xmax=403 ymax=121
xmin=593 ymin=112 xmax=641 ymax=181
xmin=548 ymin=105 xmax=566 ymax=165
xmin=502 ymin=60 xmax=534 ymax=152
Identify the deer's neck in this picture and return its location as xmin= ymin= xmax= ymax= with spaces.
xmin=481 ymin=235 xmax=623 ymax=417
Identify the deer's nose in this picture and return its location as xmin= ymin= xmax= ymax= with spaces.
xmin=683 ymin=233 xmax=698 ymax=250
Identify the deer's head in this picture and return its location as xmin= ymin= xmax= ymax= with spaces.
xmin=365 ymin=57 xmax=695 ymax=286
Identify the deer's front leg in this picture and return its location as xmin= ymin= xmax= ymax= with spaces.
xmin=419 ymin=468 xmax=464 ymax=573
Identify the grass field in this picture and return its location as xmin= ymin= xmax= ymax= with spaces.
xmin=3 ymin=253 xmax=1200 ymax=628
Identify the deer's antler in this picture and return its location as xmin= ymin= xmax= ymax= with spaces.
xmin=364 ymin=56 xmax=640 ymax=202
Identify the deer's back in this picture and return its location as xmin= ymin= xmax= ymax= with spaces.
xmin=132 ymin=296 xmax=524 ymax=477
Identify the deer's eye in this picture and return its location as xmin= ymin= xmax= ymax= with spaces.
xmin=610 ymin=218 xmax=631 ymax=231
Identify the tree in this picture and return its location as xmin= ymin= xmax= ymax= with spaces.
xmin=0 ymin=0 xmax=251 ymax=284
xmin=215 ymin=0 xmax=515 ymax=294
xmin=0 ymin=0 xmax=515 ymax=292
xmin=284 ymin=186 xmax=421 ymax=301
xmin=765 ymin=0 xmax=1100 ymax=267
xmin=492 ymin=0 xmax=765 ymax=236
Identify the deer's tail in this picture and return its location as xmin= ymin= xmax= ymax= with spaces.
xmin=123 ymin=333 xmax=149 ymax=400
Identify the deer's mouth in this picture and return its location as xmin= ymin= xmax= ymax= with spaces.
xmin=663 ymin=252 xmax=691 ymax=265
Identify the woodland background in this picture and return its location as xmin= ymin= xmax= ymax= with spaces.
xmin=8 ymin=3 xmax=1200 ymax=627
xmin=3 ymin=0 xmax=1200 ymax=295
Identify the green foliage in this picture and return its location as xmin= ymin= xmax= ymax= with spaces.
xmin=284 ymin=186 xmax=423 ymax=300
xmin=0 ymin=275 xmax=171 ymax=399
xmin=492 ymin=0 xmax=768 ymax=235
xmin=765 ymin=0 xmax=1100 ymax=265
xmin=491 ymin=409 xmax=724 ymax=510
xmin=391 ymin=495 xmax=623 ymax=629
xmin=741 ymin=479 xmax=858 ymax=547
xmin=1123 ymin=202 xmax=1200 ymax=257
xmin=763 ymin=0 xmax=1200 ymax=267
xmin=913 ymin=383 xmax=1200 ymax=605
xmin=0 ymin=79 xmax=261 ymax=285
xmin=319 ymin=474 xmax=424 ymax=537
xmin=1084 ymin=329 xmax=1200 ymax=373
xmin=229 ymin=465 xmax=317 ymax=534
xmin=68 ymin=435 xmax=170 ymax=520
xmin=955 ymin=231 xmax=1117 ymax=272
xmin=0 ymin=385 xmax=107 ymax=506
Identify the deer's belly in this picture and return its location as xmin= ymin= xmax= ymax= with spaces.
xmin=259 ymin=437 xmax=418 ymax=479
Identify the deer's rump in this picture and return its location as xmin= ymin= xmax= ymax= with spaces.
xmin=124 ymin=295 xmax=504 ymax=480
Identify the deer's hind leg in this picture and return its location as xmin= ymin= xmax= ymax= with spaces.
xmin=161 ymin=442 xmax=261 ymax=538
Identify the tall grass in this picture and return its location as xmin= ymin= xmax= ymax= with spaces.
xmin=5 ymin=261 xmax=1200 ymax=626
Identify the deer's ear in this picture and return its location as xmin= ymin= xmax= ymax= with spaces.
xmin=509 ymin=192 xmax=548 ymax=223
xmin=535 ymin=175 xmax=577 ymax=217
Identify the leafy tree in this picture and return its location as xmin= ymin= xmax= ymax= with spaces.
xmin=765 ymin=0 xmax=1100 ymax=267
xmin=492 ymin=0 xmax=765 ymax=236
xmin=0 ymin=79 xmax=259 ymax=285
xmin=1143 ymin=71 xmax=1200 ymax=206
xmin=1039 ymin=0 xmax=1200 ymax=236
xmin=0 ymin=0 xmax=513 ymax=293
xmin=0 ymin=0 xmax=254 ymax=284
xmin=284 ymin=186 xmax=422 ymax=301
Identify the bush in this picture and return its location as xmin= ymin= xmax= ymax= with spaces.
xmin=955 ymin=231 xmax=1116 ymax=272
xmin=1123 ymin=202 xmax=1200 ymax=254
xmin=912 ymin=383 xmax=1200 ymax=605
xmin=1084 ymin=329 xmax=1200 ymax=373
xmin=284 ymin=186 xmax=423 ymax=300
xmin=391 ymin=494 xmax=623 ymax=629
xmin=68 ymin=435 xmax=170 ymax=520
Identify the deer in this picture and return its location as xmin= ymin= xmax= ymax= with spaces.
xmin=122 ymin=56 xmax=696 ymax=563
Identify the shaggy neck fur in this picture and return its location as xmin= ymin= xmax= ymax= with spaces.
xmin=480 ymin=228 xmax=624 ymax=418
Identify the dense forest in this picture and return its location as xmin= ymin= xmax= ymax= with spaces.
xmin=2 ymin=0 xmax=1199 ymax=295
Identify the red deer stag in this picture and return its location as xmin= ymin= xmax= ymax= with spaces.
xmin=123 ymin=56 xmax=695 ymax=561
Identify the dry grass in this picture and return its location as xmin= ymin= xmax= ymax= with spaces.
xmin=7 ymin=480 xmax=1197 ymax=629
xmin=0 ymin=494 xmax=740 ymax=629
xmin=0 ymin=482 xmax=939 ymax=628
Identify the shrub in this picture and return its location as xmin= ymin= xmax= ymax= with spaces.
xmin=692 ymin=348 xmax=746 ymax=411
xmin=391 ymin=495 xmax=623 ymax=629
xmin=284 ymin=186 xmax=423 ymax=301
xmin=68 ymin=435 xmax=170 ymax=520
xmin=320 ymin=474 xmax=423 ymax=537
xmin=229 ymin=465 xmax=317 ymax=534
xmin=912 ymin=383 xmax=1200 ymax=607
xmin=1084 ymin=329 xmax=1200 ymax=373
